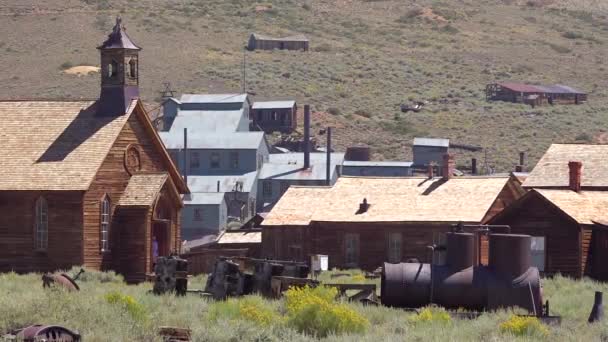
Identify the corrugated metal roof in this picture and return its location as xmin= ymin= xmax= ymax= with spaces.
xmin=497 ymin=83 xmax=586 ymax=95
xmin=251 ymin=33 xmax=308 ymax=41
xmin=263 ymin=176 xmax=511 ymax=225
xmin=258 ymin=163 xmax=336 ymax=181
xmin=268 ymin=152 xmax=345 ymax=164
xmin=165 ymin=109 xmax=246 ymax=133
xmin=534 ymin=84 xmax=586 ymax=94
xmin=183 ymin=192 xmax=225 ymax=205
xmin=523 ymin=144 xmax=608 ymax=188
xmin=187 ymin=171 xmax=257 ymax=193
xmin=496 ymin=82 xmax=543 ymax=93
xmin=259 ymin=153 xmax=345 ymax=181
xmin=413 ymin=137 xmax=450 ymax=148
xmin=160 ymin=131 xmax=264 ymax=150
xmin=217 ymin=230 xmax=262 ymax=244
xmin=180 ymin=93 xmax=248 ymax=104
xmin=252 ymin=101 xmax=296 ymax=109
xmin=343 ymin=161 xmax=413 ymax=167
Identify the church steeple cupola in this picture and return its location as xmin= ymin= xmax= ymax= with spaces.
xmin=97 ymin=17 xmax=142 ymax=116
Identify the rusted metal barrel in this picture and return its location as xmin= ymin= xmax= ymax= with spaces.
xmin=446 ymin=232 xmax=475 ymax=271
xmin=489 ymin=234 xmax=531 ymax=280
xmin=16 ymin=325 xmax=81 ymax=342
xmin=381 ymin=233 xmax=542 ymax=314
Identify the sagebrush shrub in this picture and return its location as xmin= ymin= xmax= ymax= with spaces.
xmin=409 ymin=307 xmax=452 ymax=325
xmin=208 ymin=296 xmax=280 ymax=327
xmin=284 ymin=286 xmax=368 ymax=337
xmin=104 ymin=291 xmax=147 ymax=322
xmin=499 ymin=315 xmax=549 ymax=337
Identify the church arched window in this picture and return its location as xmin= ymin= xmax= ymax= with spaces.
xmin=108 ymin=60 xmax=118 ymax=78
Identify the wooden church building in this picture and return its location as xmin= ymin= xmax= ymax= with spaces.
xmin=0 ymin=18 xmax=188 ymax=283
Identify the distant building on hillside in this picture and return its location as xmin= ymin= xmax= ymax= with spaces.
xmin=247 ymin=33 xmax=309 ymax=51
xmin=251 ymin=100 xmax=298 ymax=133
xmin=485 ymin=82 xmax=587 ymax=106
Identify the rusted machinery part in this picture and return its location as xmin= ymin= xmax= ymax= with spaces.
xmin=381 ymin=233 xmax=542 ymax=314
xmin=153 ymin=256 xmax=188 ymax=296
xmin=588 ymin=291 xmax=604 ymax=323
xmin=42 ymin=273 xmax=80 ymax=291
xmin=158 ymin=326 xmax=192 ymax=342
xmin=16 ymin=325 xmax=81 ymax=342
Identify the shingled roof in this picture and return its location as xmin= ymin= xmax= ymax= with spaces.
xmin=263 ymin=176 xmax=511 ymax=226
xmin=535 ymin=189 xmax=608 ymax=225
xmin=98 ymin=17 xmax=141 ymax=50
xmin=118 ymin=173 xmax=169 ymax=207
xmin=0 ymin=100 xmax=187 ymax=193
xmin=523 ymin=144 xmax=608 ymax=188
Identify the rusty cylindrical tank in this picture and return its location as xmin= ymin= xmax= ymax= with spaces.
xmin=489 ymin=234 xmax=531 ymax=280
xmin=381 ymin=233 xmax=542 ymax=314
xmin=345 ymin=146 xmax=371 ymax=161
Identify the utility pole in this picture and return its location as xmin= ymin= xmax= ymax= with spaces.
xmin=242 ymin=48 xmax=247 ymax=94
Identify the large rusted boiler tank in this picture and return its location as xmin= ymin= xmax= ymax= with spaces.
xmin=381 ymin=232 xmax=543 ymax=314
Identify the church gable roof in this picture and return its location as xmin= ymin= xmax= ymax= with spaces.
xmin=0 ymin=100 xmax=134 ymax=190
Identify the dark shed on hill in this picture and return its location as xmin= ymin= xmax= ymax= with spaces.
xmin=486 ymin=82 xmax=587 ymax=106
xmin=247 ymin=33 xmax=309 ymax=51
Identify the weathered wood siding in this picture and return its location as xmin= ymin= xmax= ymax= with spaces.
xmin=262 ymin=222 xmax=490 ymax=271
xmin=489 ymin=194 xmax=583 ymax=277
xmin=0 ymin=191 xmax=83 ymax=273
xmin=112 ymin=207 xmax=150 ymax=283
xmin=83 ymin=109 xmax=179 ymax=279
xmin=589 ymin=229 xmax=608 ymax=280
xmin=482 ymin=178 xmax=526 ymax=223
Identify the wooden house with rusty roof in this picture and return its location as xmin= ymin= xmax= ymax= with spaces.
xmin=0 ymin=18 xmax=188 ymax=283
xmin=488 ymin=144 xmax=608 ymax=279
xmin=261 ymin=154 xmax=525 ymax=270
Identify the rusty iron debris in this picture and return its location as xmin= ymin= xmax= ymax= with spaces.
xmin=153 ymin=256 xmax=188 ymax=296
xmin=4 ymin=325 xmax=81 ymax=342
xmin=41 ymin=269 xmax=84 ymax=291
xmin=204 ymin=257 xmax=310 ymax=299
xmin=158 ymin=326 xmax=191 ymax=342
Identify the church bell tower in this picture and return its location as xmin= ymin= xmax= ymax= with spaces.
xmin=97 ymin=17 xmax=141 ymax=116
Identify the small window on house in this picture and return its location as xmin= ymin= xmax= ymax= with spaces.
xmin=210 ymin=152 xmax=220 ymax=168
xmin=194 ymin=208 xmax=203 ymax=221
xmin=100 ymin=196 xmax=111 ymax=252
xmin=191 ymin=151 xmax=200 ymax=169
xmin=263 ymin=182 xmax=272 ymax=198
xmin=128 ymin=59 xmax=137 ymax=78
xmin=344 ymin=233 xmax=359 ymax=267
xmin=230 ymin=152 xmax=239 ymax=169
xmin=34 ymin=197 xmax=48 ymax=251
xmin=388 ymin=232 xmax=402 ymax=263
xmin=531 ymin=236 xmax=546 ymax=272
xmin=272 ymin=111 xmax=278 ymax=121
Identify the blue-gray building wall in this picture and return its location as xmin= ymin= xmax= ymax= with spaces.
xmin=256 ymin=171 xmax=338 ymax=212
xmin=412 ymin=146 xmax=448 ymax=166
xmin=168 ymin=141 xmax=269 ymax=177
xmin=342 ymin=166 xmax=413 ymax=177
xmin=181 ymin=201 xmax=228 ymax=240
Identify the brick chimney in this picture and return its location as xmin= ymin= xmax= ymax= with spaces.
xmin=568 ymin=161 xmax=582 ymax=192
xmin=428 ymin=164 xmax=434 ymax=179
xmin=442 ymin=153 xmax=455 ymax=180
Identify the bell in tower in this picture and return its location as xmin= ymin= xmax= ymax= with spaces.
xmin=97 ymin=17 xmax=141 ymax=116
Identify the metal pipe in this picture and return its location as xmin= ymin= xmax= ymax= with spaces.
xmin=303 ymin=105 xmax=310 ymax=169
xmin=427 ymin=245 xmax=435 ymax=304
xmin=326 ymin=127 xmax=331 ymax=186
xmin=528 ymin=281 xmax=537 ymax=316
xmin=183 ymin=128 xmax=188 ymax=185
xmin=588 ymin=291 xmax=604 ymax=323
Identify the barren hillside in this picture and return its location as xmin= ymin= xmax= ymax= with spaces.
xmin=1 ymin=0 xmax=607 ymax=171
